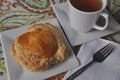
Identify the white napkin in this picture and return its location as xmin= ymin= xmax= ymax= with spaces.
xmin=63 ymin=39 xmax=120 ymax=80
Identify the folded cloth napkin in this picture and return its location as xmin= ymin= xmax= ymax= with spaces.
xmin=63 ymin=39 xmax=120 ymax=80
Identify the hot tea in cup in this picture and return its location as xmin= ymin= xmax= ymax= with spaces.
xmin=68 ymin=0 xmax=109 ymax=33
xmin=70 ymin=0 xmax=102 ymax=12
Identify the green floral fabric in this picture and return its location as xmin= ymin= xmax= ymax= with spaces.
xmin=107 ymin=0 xmax=120 ymax=23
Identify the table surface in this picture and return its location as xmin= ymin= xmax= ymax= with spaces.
xmin=0 ymin=0 xmax=120 ymax=80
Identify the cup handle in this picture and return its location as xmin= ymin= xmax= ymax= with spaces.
xmin=93 ymin=12 xmax=109 ymax=30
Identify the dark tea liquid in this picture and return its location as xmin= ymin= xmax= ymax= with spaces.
xmin=70 ymin=0 xmax=102 ymax=12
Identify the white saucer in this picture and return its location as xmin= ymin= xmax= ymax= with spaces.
xmin=52 ymin=2 xmax=120 ymax=46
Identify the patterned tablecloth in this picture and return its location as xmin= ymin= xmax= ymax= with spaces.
xmin=0 ymin=0 xmax=120 ymax=80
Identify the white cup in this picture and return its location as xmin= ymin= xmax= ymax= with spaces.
xmin=68 ymin=0 xmax=109 ymax=33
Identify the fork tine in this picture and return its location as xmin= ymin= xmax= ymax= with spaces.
xmin=102 ymin=43 xmax=113 ymax=55
xmin=103 ymin=45 xmax=114 ymax=58
xmin=99 ymin=43 xmax=112 ymax=53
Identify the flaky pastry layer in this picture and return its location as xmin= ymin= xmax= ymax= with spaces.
xmin=11 ymin=23 xmax=69 ymax=72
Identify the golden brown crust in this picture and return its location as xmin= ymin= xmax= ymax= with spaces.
xmin=10 ymin=23 xmax=69 ymax=72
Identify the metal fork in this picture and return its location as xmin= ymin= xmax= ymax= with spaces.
xmin=66 ymin=43 xmax=114 ymax=80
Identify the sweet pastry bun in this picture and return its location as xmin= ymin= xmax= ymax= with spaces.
xmin=10 ymin=23 xmax=69 ymax=72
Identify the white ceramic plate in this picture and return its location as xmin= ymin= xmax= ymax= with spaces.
xmin=52 ymin=2 xmax=120 ymax=46
xmin=0 ymin=18 xmax=79 ymax=80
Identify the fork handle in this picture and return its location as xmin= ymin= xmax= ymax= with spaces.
xmin=66 ymin=60 xmax=94 ymax=80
